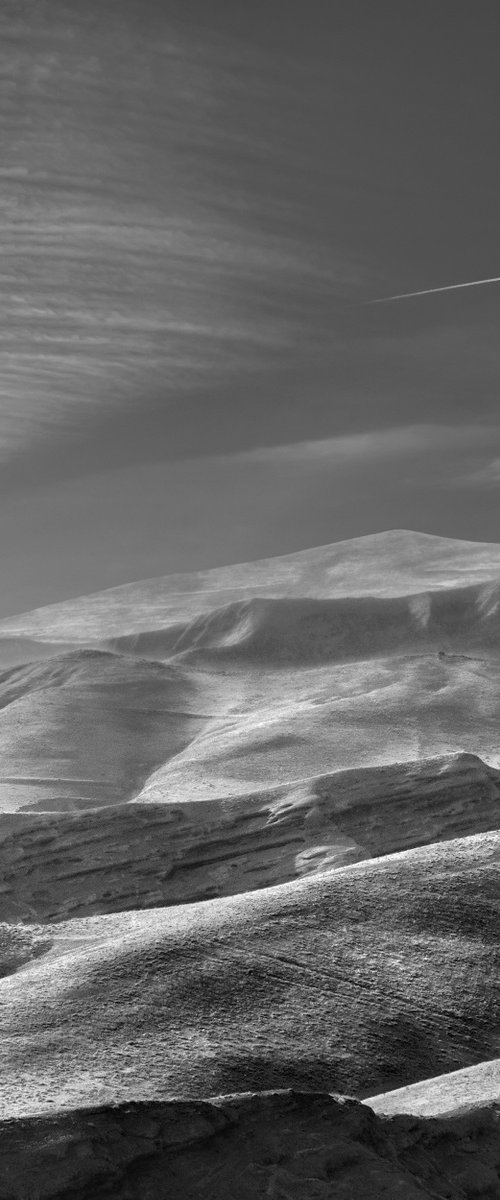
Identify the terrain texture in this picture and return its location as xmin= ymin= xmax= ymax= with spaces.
xmin=0 ymin=530 xmax=499 ymax=1197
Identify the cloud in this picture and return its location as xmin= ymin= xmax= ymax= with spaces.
xmin=224 ymin=423 xmax=500 ymax=469
xmin=458 ymin=458 xmax=500 ymax=488
xmin=0 ymin=4 xmax=364 ymax=467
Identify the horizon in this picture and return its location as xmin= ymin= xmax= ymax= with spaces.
xmin=2 ymin=525 xmax=500 ymax=624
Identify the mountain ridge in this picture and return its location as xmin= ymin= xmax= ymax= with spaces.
xmin=2 ymin=528 xmax=500 ymax=642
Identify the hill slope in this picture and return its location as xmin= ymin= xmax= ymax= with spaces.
xmin=1 ymin=576 xmax=500 ymax=815
xmin=1 ymin=832 xmax=498 ymax=1119
xmin=0 ymin=650 xmax=209 ymax=812
xmin=367 ymin=1057 xmax=500 ymax=1118
xmin=1 ymin=530 xmax=500 ymax=1190
xmin=0 ymin=531 xmax=498 ymax=903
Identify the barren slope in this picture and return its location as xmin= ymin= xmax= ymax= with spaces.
xmin=1 ymin=832 xmax=498 ymax=1119
xmin=0 ymin=651 xmax=209 ymax=812
xmin=1 ymin=529 xmax=500 ymax=643
xmin=0 ymin=529 xmax=499 ymax=1175
xmin=0 ymin=532 xmax=498 ymax=923
xmin=1 ymin=589 xmax=500 ymax=818
xmin=367 ymin=1058 xmax=500 ymax=1118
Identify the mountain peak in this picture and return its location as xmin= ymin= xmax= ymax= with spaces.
xmin=1 ymin=529 xmax=499 ymax=642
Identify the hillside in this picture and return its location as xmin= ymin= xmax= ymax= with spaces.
xmin=367 ymin=1058 xmax=500 ymax=1118
xmin=0 ymin=543 xmax=500 ymax=817
xmin=1 ymin=529 xmax=500 ymax=644
xmin=1 ymin=832 xmax=498 ymax=1119
xmin=0 ymin=651 xmax=208 ymax=812
xmin=1 ymin=530 xmax=499 ymax=1196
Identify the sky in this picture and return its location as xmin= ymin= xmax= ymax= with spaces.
xmin=1 ymin=0 xmax=500 ymax=614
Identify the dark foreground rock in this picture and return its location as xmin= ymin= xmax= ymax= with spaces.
xmin=0 ymin=1090 xmax=499 ymax=1199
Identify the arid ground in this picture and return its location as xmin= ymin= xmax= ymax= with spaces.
xmin=0 ymin=530 xmax=499 ymax=1198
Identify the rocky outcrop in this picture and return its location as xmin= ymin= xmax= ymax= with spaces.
xmin=0 ymin=1089 xmax=499 ymax=1199
xmin=0 ymin=754 xmax=497 ymax=922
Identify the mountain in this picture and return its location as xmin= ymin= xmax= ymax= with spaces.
xmin=0 ymin=533 xmax=499 ymax=821
xmin=1 ymin=530 xmax=499 ymax=1196
xmin=1 ymin=529 xmax=500 ymax=643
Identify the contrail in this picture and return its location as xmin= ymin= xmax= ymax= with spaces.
xmin=367 ymin=275 xmax=500 ymax=304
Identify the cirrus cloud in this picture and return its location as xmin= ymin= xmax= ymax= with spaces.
xmin=225 ymin=423 xmax=500 ymax=468
xmin=457 ymin=458 xmax=500 ymax=488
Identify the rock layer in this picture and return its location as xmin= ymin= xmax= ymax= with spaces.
xmin=0 ymin=1089 xmax=499 ymax=1200
xmin=0 ymin=752 xmax=497 ymax=922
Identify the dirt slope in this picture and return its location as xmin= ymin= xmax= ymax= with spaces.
xmin=0 ymin=651 xmax=209 ymax=812
xmin=367 ymin=1058 xmax=500 ymax=1117
xmin=0 ymin=530 xmax=499 ymax=1190
xmin=0 ymin=832 xmax=498 ymax=1119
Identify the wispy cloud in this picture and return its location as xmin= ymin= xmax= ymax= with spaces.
xmin=0 ymin=4 xmax=363 ymax=465
xmin=457 ymin=458 xmax=500 ymax=488
xmin=225 ymin=423 xmax=500 ymax=468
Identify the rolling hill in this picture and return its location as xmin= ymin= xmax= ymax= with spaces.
xmin=1 ymin=832 xmax=498 ymax=1119
xmin=0 ymin=534 xmax=499 ymax=821
xmin=0 ymin=530 xmax=499 ymax=1196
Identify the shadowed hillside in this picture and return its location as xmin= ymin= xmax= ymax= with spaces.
xmin=0 ymin=650 xmax=210 ymax=812
xmin=153 ymin=582 xmax=500 ymax=665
